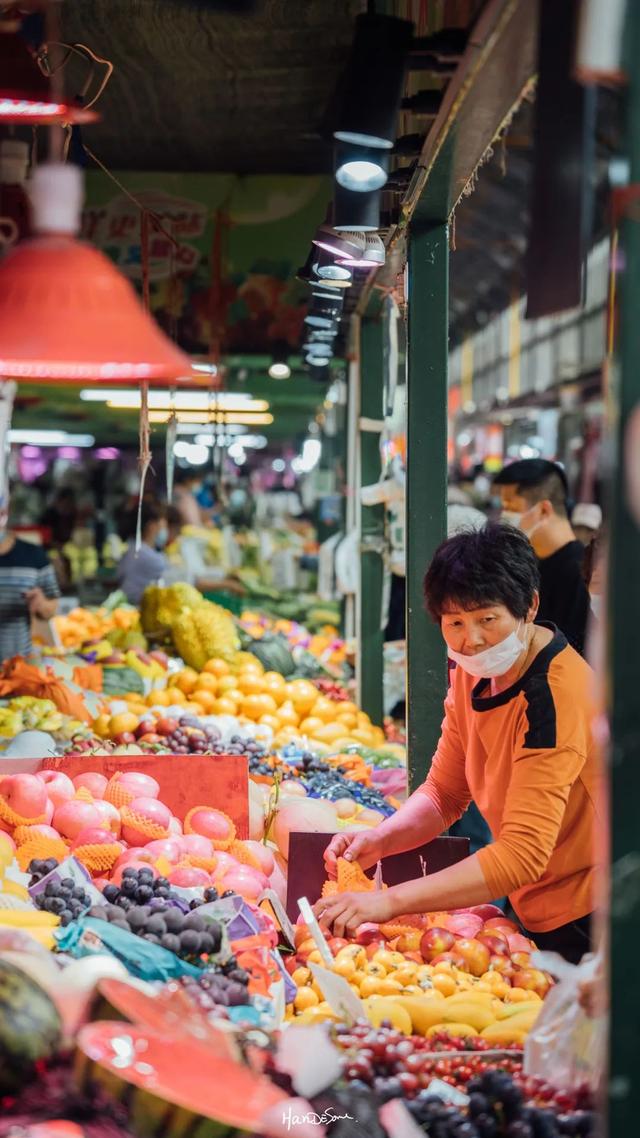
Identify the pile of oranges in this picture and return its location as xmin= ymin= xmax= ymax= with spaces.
xmin=94 ymin=655 xmax=386 ymax=750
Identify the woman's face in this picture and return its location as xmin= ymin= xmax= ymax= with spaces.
xmin=440 ymin=598 xmax=537 ymax=656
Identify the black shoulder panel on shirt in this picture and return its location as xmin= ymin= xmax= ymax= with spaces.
xmin=522 ymin=673 xmax=557 ymax=749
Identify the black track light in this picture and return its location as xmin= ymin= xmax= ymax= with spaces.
xmin=333 ymin=182 xmax=381 ymax=232
xmin=333 ymin=13 xmax=414 ymax=150
xmin=335 ymin=142 xmax=390 ymax=193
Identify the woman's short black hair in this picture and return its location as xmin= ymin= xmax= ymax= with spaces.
xmin=423 ymin=522 xmax=540 ymax=622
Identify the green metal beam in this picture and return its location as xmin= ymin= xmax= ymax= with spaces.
xmin=358 ymin=318 xmax=385 ymax=727
xmin=406 ymin=221 xmax=449 ymax=789
xmin=608 ymin=5 xmax=640 ymax=1131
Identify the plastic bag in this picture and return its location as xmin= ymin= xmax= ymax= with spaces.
xmin=524 ymin=950 xmax=605 ymax=1091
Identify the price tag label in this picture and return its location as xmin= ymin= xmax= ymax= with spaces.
xmin=309 ymin=962 xmax=365 ymax=1024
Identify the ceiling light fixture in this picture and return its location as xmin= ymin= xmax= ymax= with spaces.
xmin=268 ymin=342 xmax=291 ymax=380
xmin=337 ymin=232 xmax=386 ymax=269
xmin=0 ymin=24 xmax=99 ymax=125
xmin=313 ymin=260 xmax=352 ymax=282
xmin=333 ymin=13 xmax=413 ymax=149
xmin=334 ymin=142 xmax=390 ymax=192
xmin=333 ymin=182 xmax=381 ymax=232
xmin=312 ymin=224 xmax=365 ymax=262
xmin=148 ymin=411 xmax=274 ymax=426
xmin=81 ymin=389 xmax=262 ymax=410
xmin=9 ymin=429 xmax=95 ymax=447
xmin=0 ymin=165 xmax=194 ymax=383
xmin=304 ymin=314 xmax=340 ymax=331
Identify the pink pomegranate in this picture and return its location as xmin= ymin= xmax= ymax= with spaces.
xmin=117 ymin=772 xmax=160 ymax=800
xmin=15 ymin=824 xmax=60 ymax=843
xmin=168 ymin=865 xmax=210 ymax=888
xmin=168 ymin=816 xmax=183 ymax=835
xmin=181 ymin=834 xmax=214 ymax=859
xmin=0 ymin=774 xmax=48 ymax=819
xmin=53 ymin=799 xmax=102 ymax=841
xmin=36 ymin=771 xmax=75 ymax=808
xmin=73 ymin=772 xmax=108 ymax=799
xmin=44 ymin=799 xmax=54 ymax=824
xmin=121 ymin=797 xmax=171 ymax=846
xmin=144 ymin=838 xmax=184 ymax=864
xmin=113 ymin=846 xmax=154 ymax=869
xmin=72 ymin=826 xmax=122 ymax=850
xmin=186 ymin=808 xmax=234 ymax=843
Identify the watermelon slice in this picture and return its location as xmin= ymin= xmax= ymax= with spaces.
xmin=75 ymin=1021 xmax=288 ymax=1138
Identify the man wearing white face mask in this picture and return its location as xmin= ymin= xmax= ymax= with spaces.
xmin=492 ymin=459 xmax=591 ymax=656
xmin=316 ymin=524 xmax=600 ymax=964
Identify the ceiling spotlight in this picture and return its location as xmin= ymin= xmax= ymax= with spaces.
xmin=335 ymin=142 xmax=390 ymax=192
xmin=333 ymin=13 xmax=413 ymax=149
xmin=312 ymin=288 xmax=345 ymax=302
xmin=268 ymin=341 xmax=291 ymax=380
xmin=308 ymin=330 xmax=337 ymax=342
xmin=309 ymin=295 xmax=342 ymax=320
xmin=304 ymin=314 xmax=339 ymax=330
xmin=306 ymin=353 xmax=331 ymax=368
xmin=313 ymin=260 xmax=352 ymax=282
xmin=338 ymin=232 xmax=386 ymax=270
xmin=333 ymin=182 xmax=381 ymax=232
xmin=312 ymin=224 xmax=365 ymax=262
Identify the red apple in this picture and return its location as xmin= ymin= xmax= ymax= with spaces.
xmin=53 ymin=799 xmax=102 ymax=841
xmin=121 ymin=796 xmax=171 ymax=845
xmin=44 ymin=798 xmax=54 ymax=824
xmin=355 ymin=923 xmax=383 ymax=945
xmin=467 ymin=904 xmax=507 ymax=921
xmin=488 ymin=954 xmax=515 ymax=977
xmin=36 ymin=771 xmax=75 ymax=808
xmin=484 ymin=917 xmax=520 ymax=933
xmin=137 ymin=733 xmax=163 ymax=746
xmin=168 ymin=865 xmax=210 ymax=888
xmin=454 ymin=937 xmax=492 ymax=977
xmin=476 ymin=932 xmax=511 ymax=957
xmin=365 ymin=940 xmax=385 ymax=960
xmin=113 ymin=846 xmax=154 ymax=869
xmin=440 ymin=912 xmax=483 ymax=938
xmin=155 ymin=717 xmax=178 ymax=737
xmin=135 ymin=720 xmax=157 ymax=740
xmin=420 ymin=927 xmax=456 ymax=962
xmin=328 ymin=937 xmax=351 ymax=954
xmin=511 ymin=951 xmax=531 ymax=969
xmin=0 ymin=774 xmax=48 ymax=819
xmin=507 ymin=932 xmax=535 ymax=955
xmin=511 ymin=968 xmax=551 ymax=998
xmin=431 ymin=951 xmax=466 ymax=968
xmin=73 ymin=772 xmax=108 ymax=798
xmin=117 ymin=772 xmax=160 ymax=799
xmin=284 ymin=953 xmax=303 ymax=976
xmin=113 ymin=732 xmax=136 ymax=745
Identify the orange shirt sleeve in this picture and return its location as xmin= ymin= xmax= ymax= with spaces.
xmin=418 ymin=671 xmax=472 ymax=828
xmin=476 ymin=742 xmax=587 ymax=898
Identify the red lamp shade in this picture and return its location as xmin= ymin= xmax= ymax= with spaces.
xmin=0 ymin=27 xmax=99 ymax=125
xmin=0 ymin=165 xmax=194 ymax=383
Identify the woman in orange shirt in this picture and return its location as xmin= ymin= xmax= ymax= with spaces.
xmin=316 ymin=524 xmax=601 ymax=963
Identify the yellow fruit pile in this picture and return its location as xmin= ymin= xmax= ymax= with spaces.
xmin=286 ymin=945 xmax=543 ymax=1044
xmin=141 ymin=585 xmax=239 ymax=666
xmin=53 ymin=606 xmax=140 ymax=650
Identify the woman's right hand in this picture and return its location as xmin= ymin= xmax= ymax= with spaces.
xmin=324 ymin=829 xmax=385 ymax=878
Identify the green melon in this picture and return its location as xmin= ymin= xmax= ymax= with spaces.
xmin=0 ymin=958 xmax=63 ymax=1094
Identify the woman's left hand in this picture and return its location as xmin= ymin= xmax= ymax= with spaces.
xmin=313 ymin=889 xmax=398 ymax=937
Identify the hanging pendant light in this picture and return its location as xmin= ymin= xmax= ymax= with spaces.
xmin=0 ymin=23 xmax=98 ymax=125
xmin=333 ymin=182 xmax=381 ymax=232
xmin=0 ymin=164 xmax=194 ymax=383
xmin=333 ymin=13 xmax=413 ymax=149
xmin=337 ymin=233 xmax=386 ymax=269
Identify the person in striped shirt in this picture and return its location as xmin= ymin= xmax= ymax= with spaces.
xmin=0 ymin=501 xmax=60 ymax=662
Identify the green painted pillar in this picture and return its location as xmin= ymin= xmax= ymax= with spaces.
xmin=406 ymin=221 xmax=448 ymax=790
xmin=608 ymin=5 xmax=640 ymax=1131
xmin=358 ymin=317 xmax=385 ymax=727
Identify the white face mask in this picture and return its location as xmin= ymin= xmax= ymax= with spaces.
xmin=501 ymin=506 xmax=543 ymax=540
xmin=448 ymin=622 xmax=527 ymax=679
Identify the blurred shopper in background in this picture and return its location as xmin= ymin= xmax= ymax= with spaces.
xmin=117 ymin=503 xmax=169 ymax=606
xmin=493 ymin=459 xmax=591 ymax=656
xmin=572 ymin=502 xmax=602 ymax=550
